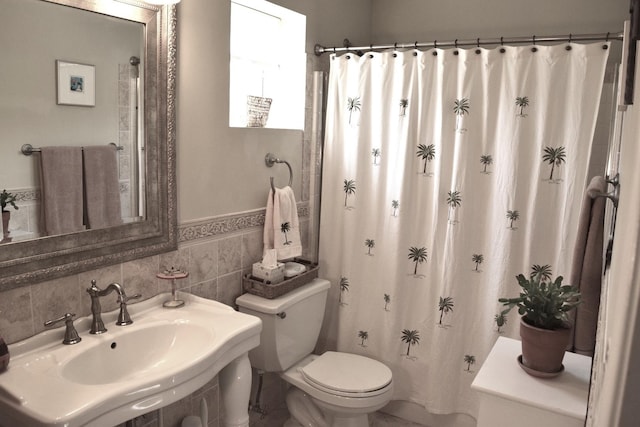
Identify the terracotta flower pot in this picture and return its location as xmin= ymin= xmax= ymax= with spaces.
xmin=519 ymin=317 xmax=571 ymax=377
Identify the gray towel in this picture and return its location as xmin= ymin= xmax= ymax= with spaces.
xmin=39 ymin=146 xmax=84 ymax=236
xmin=82 ymin=145 xmax=122 ymax=230
xmin=569 ymin=175 xmax=607 ymax=356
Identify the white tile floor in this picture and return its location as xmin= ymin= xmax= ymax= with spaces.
xmin=370 ymin=411 xmax=426 ymax=426
xmin=251 ymin=410 xmax=427 ymax=426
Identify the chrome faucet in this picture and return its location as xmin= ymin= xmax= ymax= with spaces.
xmin=86 ymin=280 xmax=141 ymax=334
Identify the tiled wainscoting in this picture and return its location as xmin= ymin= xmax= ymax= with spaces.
xmin=0 ymin=207 xmax=310 ymax=427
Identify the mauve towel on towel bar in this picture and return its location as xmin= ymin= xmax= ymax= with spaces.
xmin=83 ymin=145 xmax=122 ymax=230
xmin=39 ymin=146 xmax=84 ymax=236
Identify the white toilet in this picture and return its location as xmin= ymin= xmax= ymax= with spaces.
xmin=236 ymin=278 xmax=393 ymax=427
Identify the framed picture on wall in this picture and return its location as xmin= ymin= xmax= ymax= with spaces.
xmin=56 ymin=60 xmax=95 ymax=107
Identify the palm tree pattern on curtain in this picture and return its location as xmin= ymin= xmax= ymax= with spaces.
xmin=401 ymin=329 xmax=421 ymax=357
xmin=383 ymin=293 xmax=391 ymax=311
xmin=339 ymin=276 xmax=349 ymax=305
xmin=531 ymin=263 xmax=553 ymax=281
xmin=400 ymin=99 xmax=409 ymax=116
xmin=343 ymin=179 xmax=356 ymax=208
xmin=372 ymin=148 xmax=381 ymax=165
xmin=453 ymin=98 xmax=470 ymax=132
xmin=506 ymin=209 xmax=520 ymax=230
xmin=463 ymin=354 xmax=476 ymax=372
xmin=391 ymin=200 xmax=400 ymax=216
xmin=515 ymin=96 xmax=530 ymax=117
xmin=480 ymin=154 xmax=493 ymax=174
xmin=347 ymin=96 xmax=361 ymax=124
xmin=446 ymin=190 xmax=462 ymax=223
xmin=472 ymin=254 xmax=484 ymax=272
xmin=542 ymin=146 xmax=567 ymax=182
xmin=358 ymin=330 xmax=369 ymax=346
xmin=417 ymin=143 xmax=436 ymax=176
xmin=438 ymin=296 xmax=454 ymax=326
xmin=408 ymin=246 xmax=428 ymax=276
xmin=364 ymin=238 xmax=375 ymax=255
xmin=319 ymin=44 xmax=609 ymax=416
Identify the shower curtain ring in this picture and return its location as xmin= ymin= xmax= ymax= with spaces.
xmin=477 ymin=38 xmax=480 ymax=48
xmin=394 ymin=42 xmax=398 ymax=50
xmin=569 ymin=33 xmax=573 ymax=43
xmin=606 ymin=32 xmax=610 ymax=42
xmin=415 ymin=41 xmax=418 ymax=49
xmin=500 ymin=36 xmax=504 ymax=46
xmin=532 ymin=35 xmax=536 ymax=45
xmin=434 ymin=40 xmax=437 ymax=49
xmin=455 ymin=39 xmax=458 ymax=48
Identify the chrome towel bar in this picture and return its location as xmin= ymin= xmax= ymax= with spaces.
xmin=20 ymin=143 xmax=123 ymax=156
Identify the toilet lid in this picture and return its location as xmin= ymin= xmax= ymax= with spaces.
xmin=300 ymin=352 xmax=392 ymax=395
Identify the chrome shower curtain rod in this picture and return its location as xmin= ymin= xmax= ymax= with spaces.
xmin=314 ymin=31 xmax=624 ymax=55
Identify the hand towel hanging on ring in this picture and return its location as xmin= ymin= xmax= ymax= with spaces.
xmin=264 ymin=186 xmax=302 ymax=260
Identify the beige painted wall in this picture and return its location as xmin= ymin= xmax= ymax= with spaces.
xmin=176 ymin=0 xmax=371 ymax=221
xmin=371 ymin=0 xmax=627 ymax=43
xmin=270 ymin=0 xmax=373 ymax=50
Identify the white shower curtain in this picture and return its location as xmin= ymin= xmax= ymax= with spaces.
xmin=318 ymin=43 xmax=609 ymax=416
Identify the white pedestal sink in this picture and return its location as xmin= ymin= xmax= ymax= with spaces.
xmin=0 ymin=293 xmax=262 ymax=427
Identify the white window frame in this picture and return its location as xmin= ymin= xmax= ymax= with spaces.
xmin=229 ymin=0 xmax=306 ymax=130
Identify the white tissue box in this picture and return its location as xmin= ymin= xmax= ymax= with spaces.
xmin=252 ymin=262 xmax=285 ymax=284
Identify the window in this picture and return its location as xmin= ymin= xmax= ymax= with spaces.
xmin=230 ymin=0 xmax=306 ymax=130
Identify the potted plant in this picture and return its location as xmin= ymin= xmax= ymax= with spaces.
xmin=499 ymin=264 xmax=581 ymax=377
xmin=1 ymin=189 xmax=18 ymax=240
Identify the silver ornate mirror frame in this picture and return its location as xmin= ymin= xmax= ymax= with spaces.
xmin=0 ymin=0 xmax=178 ymax=290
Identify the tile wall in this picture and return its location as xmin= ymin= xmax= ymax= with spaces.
xmin=0 ymin=55 xmax=324 ymax=427
xmin=0 ymin=207 xmax=311 ymax=427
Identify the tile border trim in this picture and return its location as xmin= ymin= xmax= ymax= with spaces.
xmin=178 ymin=202 xmax=309 ymax=242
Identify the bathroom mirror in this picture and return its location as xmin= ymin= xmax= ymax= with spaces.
xmin=0 ymin=0 xmax=177 ymax=289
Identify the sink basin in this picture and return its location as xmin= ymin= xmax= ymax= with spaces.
xmin=0 ymin=293 xmax=261 ymax=427
xmin=61 ymin=322 xmax=213 ymax=385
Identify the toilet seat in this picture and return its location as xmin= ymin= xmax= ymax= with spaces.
xmin=300 ymin=352 xmax=392 ymax=398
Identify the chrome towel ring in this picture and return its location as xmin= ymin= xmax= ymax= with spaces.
xmin=265 ymin=152 xmax=293 ymax=192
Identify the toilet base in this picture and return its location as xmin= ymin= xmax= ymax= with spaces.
xmin=285 ymin=388 xmax=370 ymax=427
xmin=284 ymin=417 xmax=368 ymax=427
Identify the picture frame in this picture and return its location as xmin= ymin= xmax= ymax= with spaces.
xmin=56 ymin=60 xmax=95 ymax=107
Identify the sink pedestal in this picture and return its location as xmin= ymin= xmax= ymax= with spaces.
xmin=220 ymin=353 xmax=252 ymax=427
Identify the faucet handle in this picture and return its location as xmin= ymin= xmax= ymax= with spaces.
xmin=118 ymin=293 xmax=142 ymax=304
xmin=116 ymin=293 xmax=142 ymax=326
xmin=44 ymin=313 xmax=82 ymax=345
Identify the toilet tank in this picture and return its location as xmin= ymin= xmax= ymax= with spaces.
xmin=236 ymin=278 xmax=331 ymax=372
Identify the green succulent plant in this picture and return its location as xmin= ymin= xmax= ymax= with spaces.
xmin=498 ymin=264 xmax=581 ymax=330
xmin=0 ymin=190 xmax=18 ymax=213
